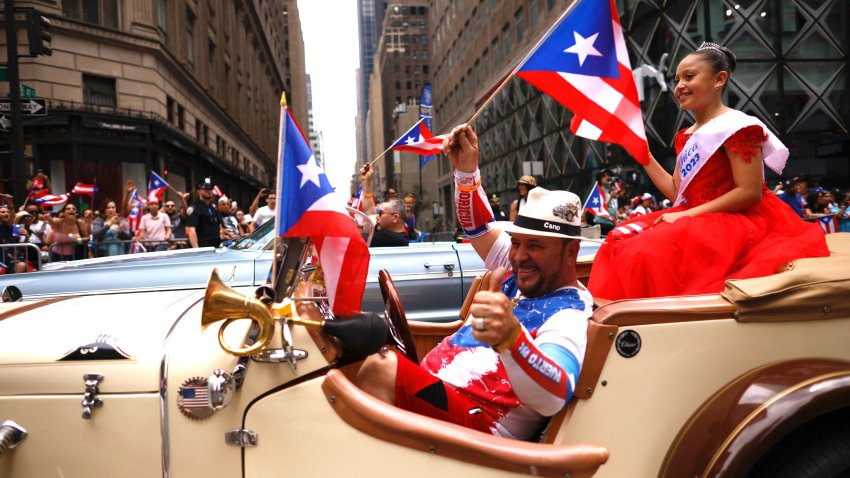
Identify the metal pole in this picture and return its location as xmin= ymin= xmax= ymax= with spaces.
xmin=4 ymin=0 xmax=25 ymax=201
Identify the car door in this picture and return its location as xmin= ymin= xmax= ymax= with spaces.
xmin=365 ymin=244 xmax=463 ymax=323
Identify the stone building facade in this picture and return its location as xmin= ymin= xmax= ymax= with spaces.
xmin=0 ymin=0 xmax=307 ymax=209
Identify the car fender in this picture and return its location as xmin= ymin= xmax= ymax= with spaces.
xmin=660 ymin=358 xmax=850 ymax=478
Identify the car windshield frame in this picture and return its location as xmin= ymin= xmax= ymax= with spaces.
xmin=229 ymin=220 xmax=275 ymax=251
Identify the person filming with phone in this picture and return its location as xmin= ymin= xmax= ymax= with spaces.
xmin=249 ymin=187 xmax=276 ymax=231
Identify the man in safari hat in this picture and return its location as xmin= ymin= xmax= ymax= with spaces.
xmin=357 ymin=123 xmax=593 ymax=441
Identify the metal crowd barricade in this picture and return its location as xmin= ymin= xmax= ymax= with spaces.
xmin=0 ymin=243 xmax=44 ymax=271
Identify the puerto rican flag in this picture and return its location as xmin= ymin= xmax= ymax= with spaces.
xmin=390 ymin=120 xmax=445 ymax=156
xmin=818 ymin=214 xmax=839 ymax=234
xmin=71 ymin=182 xmax=97 ymax=197
xmin=128 ymin=190 xmax=146 ymax=232
xmin=147 ymin=171 xmax=169 ymax=202
xmin=35 ymin=193 xmax=70 ymax=207
xmin=349 ymin=185 xmax=365 ymax=212
xmin=583 ymin=182 xmax=612 ymax=219
xmin=516 ymin=0 xmax=648 ymax=165
xmin=276 ymin=105 xmax=369 ymax=317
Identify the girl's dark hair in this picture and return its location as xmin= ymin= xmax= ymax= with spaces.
xmin=693 ymin=43 xmax=737 ymax=76
xmin=100 ymin=198 xmax=116 ymax=210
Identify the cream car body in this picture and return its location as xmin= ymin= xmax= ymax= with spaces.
xmin=1 ymin=234 xmax=849 ymax=478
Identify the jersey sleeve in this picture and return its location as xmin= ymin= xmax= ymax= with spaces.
xmin=497 ymin=302 xmax=590 ymax=417
xmin=484 ymin=231 xmax=512 ymax=271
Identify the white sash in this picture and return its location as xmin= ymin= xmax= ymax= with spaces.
xmin=674 ymin=110 xmax=788 ymax=206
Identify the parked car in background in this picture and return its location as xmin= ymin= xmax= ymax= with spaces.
xmin=0 ymin=219 xmax=601 ymax=322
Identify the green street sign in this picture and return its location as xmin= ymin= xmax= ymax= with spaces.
xmin=0 ymin=68 xmax=6 ymax=82
xmin=21 ymin=85 xmax=35 ymax=98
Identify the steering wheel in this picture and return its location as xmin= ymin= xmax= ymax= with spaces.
xmin=378 ymin=269 xmax=419 ymax=363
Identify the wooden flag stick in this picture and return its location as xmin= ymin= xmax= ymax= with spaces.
xmin=465 ymin=0 xmax=579 ymax=127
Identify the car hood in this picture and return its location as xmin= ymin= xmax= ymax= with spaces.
xmin=0 ymin=290 xmax=204 ymax=394
xmin=43 ymin=246 xmax=225 ymax=271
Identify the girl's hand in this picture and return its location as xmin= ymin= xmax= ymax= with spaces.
xmin=654 ymin=210 xmax=691 ymax=225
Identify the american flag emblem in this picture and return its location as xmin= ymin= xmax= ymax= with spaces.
xmin=177 ymin=377 xmax=214 ymax=420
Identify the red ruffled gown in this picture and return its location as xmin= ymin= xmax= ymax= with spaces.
xmin=588 ymin=126 xmax=830 ymax=300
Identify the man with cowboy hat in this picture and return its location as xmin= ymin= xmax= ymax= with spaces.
xmin=357 ymin=123 xmax=594 ymax=441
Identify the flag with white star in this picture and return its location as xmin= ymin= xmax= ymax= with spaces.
xmin=583 ymin=182 xmax=612 ymax=220
xmin=516 ymin=0 xmax=648 ymax=165
xmin=389 ymin=121 xmax=445 ymax=156
xmin=276 ymin=108 xmax=369 ymax=317
xmin=147 ymin=171 xmax=169 ymax=203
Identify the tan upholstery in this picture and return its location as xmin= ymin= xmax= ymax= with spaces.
xmin=322 ymin=369 xmax=609 ymax=478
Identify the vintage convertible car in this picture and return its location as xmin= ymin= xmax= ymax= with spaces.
xmin=0 ymin=219 xmax=598 ymax=323
xmin=1 ymin=233 xmax=848 ymax=477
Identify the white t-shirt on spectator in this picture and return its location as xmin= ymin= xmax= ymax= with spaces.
xmin=253 ymin=206 xmax=276 ymax=228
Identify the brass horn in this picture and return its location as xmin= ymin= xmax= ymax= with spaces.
xmin=201 ymin=269 xmax=277 ymax=356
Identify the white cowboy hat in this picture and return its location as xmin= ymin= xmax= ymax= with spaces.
xmin=502 ymin=187 xmax=586 ymax=241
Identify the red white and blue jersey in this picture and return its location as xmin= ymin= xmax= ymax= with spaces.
xmin=420 ymin=233 xmax=591 ymax=439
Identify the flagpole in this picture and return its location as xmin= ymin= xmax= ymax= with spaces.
xmin=368 ymin=117 xmax=425 ymax=166
xmin=466 ymin=0 xmax=582 ymax=126
xmin=272 ymin=92 xmax=288 ymax=288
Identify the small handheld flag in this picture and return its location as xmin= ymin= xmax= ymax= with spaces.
xmin=148 ymin=172 xmax=169 ymax=202
xmin=389 ymin=121 xmax=445 ymax=156
xmin=35 ymin=193 xmax=70 ymax=207
xmin=515 ymin=0 xmax=648 ymax=164
xmin=583 ymin=182 xmax=612 ymax=220
xmin=71 ymin=182 xmax=97 ymax=197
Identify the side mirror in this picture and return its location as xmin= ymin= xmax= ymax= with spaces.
xmin=1 ymin=286 xmax=22 ymax=303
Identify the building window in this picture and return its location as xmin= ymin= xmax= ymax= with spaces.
xmin=530 ymin=0 xmax=539 ymax=29
xmin=195 ymin=119 xmax=202 ymax=141
xmin=395 ymin=80 xmax=401 ymax=90
xmin=157 ymin=0 xmax=167 ymax=35
xmin=547 ymin=0 xmax=556 ymax=10
xmin=208 ymin=40 xmax=216 ymax=90
xmin=166 ymin=96 xmax=174 ymax=123
xmin=492 ymin=38 xmax=500 ymax=69
xmin=62 ymin=0 xmax=120 ymax=29
xmin=82 ymin=74 xmax=116 ymax=107
xmin=186 ymin=9 xmax=196 ymax=68
xmin=423 ymin=65 xmax=429 ymax=74
xmin=515 ymin=8 xmax=525 ymax=44
xmin=502 ymin=25 xmax=511 ymax=59
xmin=177 ymin=105 xmax=185 ymax=130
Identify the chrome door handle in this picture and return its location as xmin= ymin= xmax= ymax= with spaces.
xmin=424 ymin=262 xmax=455 ymax=271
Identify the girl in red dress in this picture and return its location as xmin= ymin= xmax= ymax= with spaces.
xmin=588 ymin=43 xmax=829 ymax=300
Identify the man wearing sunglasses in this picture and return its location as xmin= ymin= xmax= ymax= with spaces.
xmin=358 ymin=164 xmax=409 ymax=247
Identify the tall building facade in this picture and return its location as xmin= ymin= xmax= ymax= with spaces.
xmin=356 ymin=0 xmax=385 ymax=169
xmin=0 ymin=0 xmax=307 ymax=209
xmin=306 ymin=74 xmax=324 ymax=168
xmin=373 ymin=0 xmax=431 ymax=189
xmin=429 ymin=0 xmax=848 ymax=232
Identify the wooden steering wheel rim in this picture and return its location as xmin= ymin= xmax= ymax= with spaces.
xmin=378 ymin=269 xmax=419 ymax=363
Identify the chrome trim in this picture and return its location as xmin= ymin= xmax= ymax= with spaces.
xmin=0 ymin=420 xmax=28 ymax=454
xmin=159 ymin=296 xmax=206 ymax=478
xmin=224 ymin=428 xmax=258 ymax=447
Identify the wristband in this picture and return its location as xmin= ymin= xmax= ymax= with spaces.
xmin=454 ymin=169 xmax=495 ymax=239
xmin=492 ymin=324 xmax=522 ymax=353
xmin=363 ymin=193 xmax=373 ymax=198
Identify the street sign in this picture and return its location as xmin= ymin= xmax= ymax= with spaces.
xmin=0 ymin=98 xmax=47 ymax=115
xmin=21 ymin=85 xmax=36 ymax=98
xmin=0 ymin=68 xmax=6 ymax=82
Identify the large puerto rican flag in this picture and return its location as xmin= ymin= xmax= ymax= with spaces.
xmin=389 ymin=120 xmax=445 ymax=156
xmin=276 ymin=102 xmax=369 ymax=317
xmin=516 ymin=0 xmax=648 ymax=165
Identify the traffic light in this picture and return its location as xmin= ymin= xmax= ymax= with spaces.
xmin=26 ymin=10 xmax=52 ymax=57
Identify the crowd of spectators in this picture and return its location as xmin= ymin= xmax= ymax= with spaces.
xmin=0 ymin=173 xmax=278 ymax=274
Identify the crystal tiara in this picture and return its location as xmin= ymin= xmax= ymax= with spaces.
xmin=697 ymin=41 xmax=724 ymax=53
